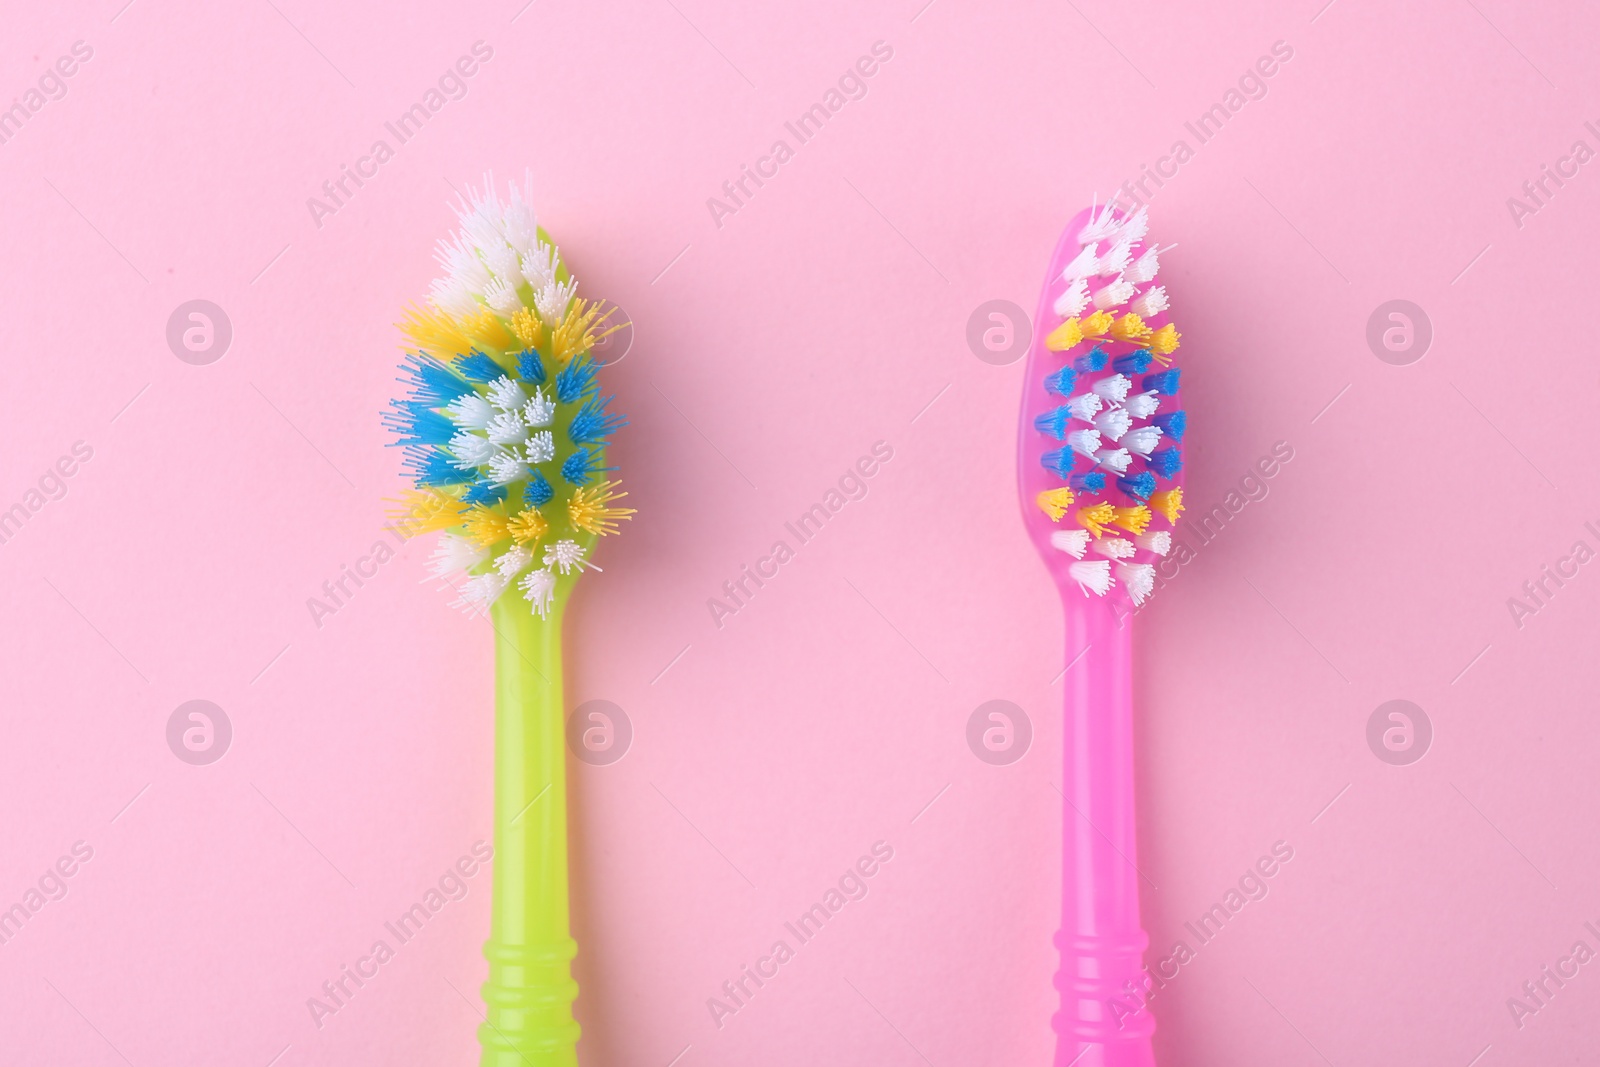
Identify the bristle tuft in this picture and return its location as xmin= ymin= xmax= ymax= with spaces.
xmin=1092 ymin=537 xmax=1136 ymax=560
xmin=1116 ymin=563 xmax=1155 ymax=606
xmin=1149 ymin=488 xmax=1184 ymax=524
xmin=1076 ymin=502 xmax=1116 ymax=538
xmin=1036 ymin=487 xmax=1075 ymax=522
xmin=1068 ymin=559 xmax=1114 ymax=596
xmin=1050 ymin=529 xmax=1091 ymax=558
xmin=1147 ymin=447 xmax=1183 ymax=479
xmin=1116 ymin=472 xmax=1156 ymax=500
xmin=1135 ymin=530 xmax=1172 ymax=555
xmin=1111 ymin=505 xmax=1151 ymax=535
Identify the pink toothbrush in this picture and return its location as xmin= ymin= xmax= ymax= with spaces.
xmin=1016 ymin=203 xmax=1185 ymax=1066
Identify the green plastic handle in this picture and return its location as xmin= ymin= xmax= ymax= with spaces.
xmin=479 ymin=593 xmax=580 ymax=1066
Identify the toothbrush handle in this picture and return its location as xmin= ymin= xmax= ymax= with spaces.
xmin=1053 ymin=600 xmax=1155 ymax=1067
xmin=480 ymin=599 xmax=581 ymax=1067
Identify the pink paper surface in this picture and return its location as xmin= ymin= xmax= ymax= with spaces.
xmin=2 ymin=2 xmax=1597 ymax=1064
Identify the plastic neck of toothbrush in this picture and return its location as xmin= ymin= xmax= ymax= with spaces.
xmin=481 ymin=595 xmax=581 ymax=1067
xmin=1053 ymin=597 xmax=1156 ymax=1067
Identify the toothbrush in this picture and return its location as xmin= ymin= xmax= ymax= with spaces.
xmin=1017 ymin=201 xmax=1185 ymax=1067
xmin=386 ymin=175 xmax=634 ymax=1067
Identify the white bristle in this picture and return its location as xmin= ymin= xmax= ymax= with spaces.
xmin=486 ymin=411 xmax=527 ymax=445
xmin=487 ymin=451 xmax=530 ymax=486
xmin=1098 ymin=239 xmax=1133 ymax=277
xmin=451 ymin=570 xmax=510 ymax=614
xmin=1050 ymin=529 xmax=1090 ymax=559
xmin=1077 ymin=199 xmax=1121 ymax=244
xmin=429 ymin=276 xmax=479 ymax=318
xmin=1114 ymin=206 xmax=1150 ymax=244
xmin=494 ymin=545 xmax=533 ymax=578
xmin=1061 ymin=245 xmax=1099 ymax=282
xmin=1124 ymin=245 xmax=1169 ymax=285
xmin=518 ymin=568 xmax=558 ymax=617
xmin=1123 ymin=425 xmax=1163 ymax=457
xmin=483 ymin=279 xmax=523 ymax=316
xmin=1095 ymin=448 xmax=1132 ymax=474
xmin=1069 ymin=560 xmax=1114 ymax=597
xmin=1135 ymin=530 xmax=1172 ymax=556
xmin=1053 ymin=277 xmax=1092 ymax=317
xmin=1067 ymin=429 xmax=1102 ymax=458
xmin=544 ymin=539 xmax=598 ymax=575
xmin=445 ymin=393 xmax=494 ymax=429
xmin=1065 ymin=393 xmax=1103 ymax=421
xmin=1092 ymin=538 xmax=1137 ymax=560
xmin=483 ymin=244 xmax=521 ymax=284
xmin=448 ymin=431 xmax=497 ymax=470
xmin=1129 ymin=286 xmax=1168 ymax=318
xmin=524 ymin=430 xmax=556 ymax=465
xmin=1123 ymin=391 xmax=1160 ymax=419
xmin=1092 ymin=373 xmax=1132 ymax=403
xmin=1116 ymin=563 xmax=1156 ymax=606
xmin=523 ymin=389 xmax=555 ymax=428
xmin=534 ymin=277 xmax=578 ymax=324
xmin=486 ymin=376 xmax=527 ymax=412
xmin=427 ymin=533 xmax=488 ymax=579
xmin=1094 ymin=407 xmax=1132 ymax=440
xmin=521 ymin=245 xmax=559 ymax=290
xmin=1092 ymin=276 xmax=1136 ymax=310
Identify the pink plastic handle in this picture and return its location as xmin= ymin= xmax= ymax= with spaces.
xmin=1053 ymin=594 xmax=1154 ymax=1067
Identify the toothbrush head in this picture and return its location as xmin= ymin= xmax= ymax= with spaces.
xmin=1018 ymin=203 xmax=1185 ymax=609
xmin=386 ymin=173 xmax=634 ymax=619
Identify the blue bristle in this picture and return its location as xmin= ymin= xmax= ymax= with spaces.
xmin=1117 ymin=472 xmax=1156 ymax=500
xmin=398 ymin=354 xmax=472 ymax=405
xmin=1147 ymin=448 xmax=1183 ymax=478
xmin=524 ymin=470 xmax=554 ymax=507
xmin=561 ymin=447 xmax=613 ymax=485
xmin=382 ymin=400 xmax=456 ymax=446
xmin=1069 ymin=471 xmax=1106 ymax=493
xmin=568 ymin=394 xmax=628 ymax=445
xmin=463 ymin=481 xmax=508 ymax=506
xmin=454 ymin=350 xmax=504 ymax=383
xmin=1113 ymin=349 xmax=1153 ymax=375
xmin=1074 ymin=346 xmax=1108 ymax=373
xmin=555 ymin=353 xmax=599 ymax=403
xmin=518 ymin=349 xmax=547 ymax=384
xmin=1040 ymin=448 xmax=1077 ymax=479
xmin=1143 ymin=368 xmax=1181 ymax=396
xmin=1033 ymin=407 xmax=1069 ymax=441
xmin=1151 ymin=410 xmax=1187 ymax=442
xmin=1044 ymin=367 xmax=1078 ymax=396
xmin=403 ymin=447 xmax=472 ymax=487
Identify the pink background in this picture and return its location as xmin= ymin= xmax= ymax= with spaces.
xmin=2 ymin=0 xmax=1598 ymax=1064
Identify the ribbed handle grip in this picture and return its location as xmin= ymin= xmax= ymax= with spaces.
xmin=1053 ymin=598 xmax=1155 ymax=1067
xmin=482 ymin=598 xmax=580 ymax=1067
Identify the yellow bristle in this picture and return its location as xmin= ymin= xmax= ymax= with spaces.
xmin=551 ymin=298 xmax=625 ymax=366
xmin=1111 ymin=313 xmax=1151 ymax=342
xmin=1045 ymin=317 xmax=1083 ymax=351
xmin=461 ymin=306 xmax=513 ymax=349
xmin=1149 ymin=488 xmax=1184 ymax=524
xmin=569 ymin=479 xmax=636 ymax=536
xmin=386 ymin=489 xmax=468 ymax=534
xmin=510 ymin=307 xmax=546 ymax=351
xmin=1076 ymin=502 xmax=1115 ymax=538
xmin=1148 ymin=323 xmax=1180 ymax=356
xmin=398 ymin=303 xmax=473 ymax=357
xmin=462 ymin=506 xmax=511 ymax=547
xmin=1111 ymin=505 xmax=1151 ymax=536
xmin=1081 ymin=310 xmax=1114 ymax=339
xmin=1035 ymin=487 xmax=1074 ymax=522
xmin=507 ymin=508 xmax=549 ymax=545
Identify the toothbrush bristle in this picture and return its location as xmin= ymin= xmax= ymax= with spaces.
xmin=389 ymin=174 xmax=635 ymax=619
xmin=1050 ymin=529 xmax=1091 ymax=558
xmin=1022 ymin=205 xmax=1184 ymax=608
xmin=1069 ymin=560 xmax=1114 ymax=596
